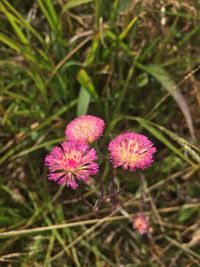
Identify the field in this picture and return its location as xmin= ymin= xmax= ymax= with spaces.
xmin=0 ymin=0 xmax=200 ymax=266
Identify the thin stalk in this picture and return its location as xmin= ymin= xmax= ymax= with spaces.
xmin=98 ymin=175 xmax=104 ymax=200
xmin=77 ymin=188 xmax=94 ymax=209
xmin=139 ymin=174 xmax=146 ymax=213
xmin=112 ymin=66 xmax=134 ymax=118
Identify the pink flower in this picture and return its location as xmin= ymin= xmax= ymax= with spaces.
xmin=133 ymin=214 xmax=150 ymax=234
xmin=45 ymin=141 xmax=99 ymax=189
xmin=108 ymin=132 xmax=156 ymax=171
xmin=65 ymin=115 xmax=105 ymax=144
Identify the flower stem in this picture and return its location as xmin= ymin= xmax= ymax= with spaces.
xmin=139 ymin=173 xmax=146 ymax=213
xmin=98 ymin=175 xmax=104 ymax=200
xmin=77 ymin=188 xmax=94 ymax=209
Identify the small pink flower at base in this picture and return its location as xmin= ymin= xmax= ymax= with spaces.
xmin=65 ymin=115 xmax=105 ymax=144
xmin=108 ymin=132 xmax=156 ymax=171
xmin=133 ymin=214 xmax=150 ymax=235
xmin=45 ymin=141 xmax=99 ymax=189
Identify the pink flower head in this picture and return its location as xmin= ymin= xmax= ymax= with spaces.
xmin=133 ymin=214 xmax=150 ymax=234
xmin=65 ymin=115 xmax=105 ymax=144
xmin=45 ymin=141 xmax=99 ymax=189
xmin=108 ymin=132 xmax=156 ymax=171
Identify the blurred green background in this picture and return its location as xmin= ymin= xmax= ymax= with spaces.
xmin=0 ymin=0 xmax=200 ymax=266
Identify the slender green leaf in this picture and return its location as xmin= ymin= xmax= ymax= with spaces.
xmin=119 ymin=16 xmax=138 ymax=40
xmin=77 ymin=86 xmax=91 ymax=116
xmin=62 ymin=0 xmax=93 ymax=12
xmin=137 ymin=63 xmax=195 ymax=139
xmin=0 ymin=3 xmax=29 ymax=44
xmin=37 ymin=0 xmax=57 ymax=32
xmin=44 ymin=0 xmax=60 ymax=29
xmin=77 ymin=69 xmax=98 ymax=98
xmin=135 ymin=117 xmax=195 ymax=166
xmin=0 ymin=33 xmax=20 ymax=52
xmin=2 ymin=0 xmax=44 ymax=43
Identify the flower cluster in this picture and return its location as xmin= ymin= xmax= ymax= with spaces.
xmin=45 ymin=115 xmax=157 ymax=235
xmin=45 ymin=115 xmax=104 ymax=189
xmin=45 ymin=115 xmax=156 ymax=190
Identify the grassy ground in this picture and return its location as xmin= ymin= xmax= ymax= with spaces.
xmin=0 ymin=0 xmax=200 ymax=266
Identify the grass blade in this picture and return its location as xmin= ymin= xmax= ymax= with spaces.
xmin=119 ymin=16 xmax=138 ymax=40
xmin=77 ymin=86 xmax=91 ymax=116
xmin=0 ymin=33 xmax=20 ymax=52
xmin=0 ymin=3 xmax=29 ymax=44
xmin=137 ymin=63 xmax=195 ymax=140
xmin=62 ymin=0 xmax=93 ymax=12
xmin=77 ymin=69 xmax=98 ymax=98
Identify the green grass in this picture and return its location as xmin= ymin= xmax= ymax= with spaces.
xmin=0 ymin=0 xmax=200 ymax=266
